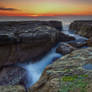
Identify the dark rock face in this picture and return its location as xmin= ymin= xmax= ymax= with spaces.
xmin=0 ymin=21 xmax=62 ymax=32
xmin=0 ymin=21 xmax=75 ymax=66
xmin=69 ymin=21 xmax=92 ymax=38
xmin=0 ymin=65 xmax=26 ymax=86
xmin=59 ymin=32 xmax=75 ymax=42
xmin=17 ymin=26 xmax=60 ymax=45
xmin=0 ymin=21 xmax=62 ymax=45
xmin=0 ymin=33 xmax=16 ymax=45
xmin=0 ymin=25 xmax=61 ymax=66
xmin=56 ymin=42 xmax=76 ymax=55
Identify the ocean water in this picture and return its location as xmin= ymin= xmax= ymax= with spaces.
xmin=0 ymin=15 xmax=92 ymax=28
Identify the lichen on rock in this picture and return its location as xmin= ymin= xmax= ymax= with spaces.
xmin=29 ymin=47 xmax=92 ymax=92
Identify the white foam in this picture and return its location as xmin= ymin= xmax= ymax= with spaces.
xmin=62 ymin=22 xmax=88 ymax=41
xmin=62 ymin=30 xmax=88 ymax=40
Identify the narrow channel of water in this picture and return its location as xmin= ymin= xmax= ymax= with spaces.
xmin=19 ymin=44 xmax=62 ymax=88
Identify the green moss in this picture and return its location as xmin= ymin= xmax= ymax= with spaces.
xmin=62 ymin=75 xmax=78 ymax=82
xmin=59 ymin=75 xmax=88 ymax=92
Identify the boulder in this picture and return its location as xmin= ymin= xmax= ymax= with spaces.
xmin=68 ymin=39 xmax=87 ymax=48
xmin=56 ymin=42 xmax=76 ymax=55
xmin=59 ymin=32 xmax=75 ymax=42
xmin=30 ymin=47 xmax=92 ymax=92
xmin=69 ymin=21 xmax=92 ymax=38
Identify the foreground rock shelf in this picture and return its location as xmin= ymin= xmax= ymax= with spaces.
xmin=0 ymin=47 xmax=92 ymax=92
xmin=29 ymin=47 xmax=92 ymax=92
xmin=69 ymin=20 xmax=92 ymax=38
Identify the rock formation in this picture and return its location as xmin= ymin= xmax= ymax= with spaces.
xmin=68 ymin=39 xmax=87 ymax=48
xmin=30 ymin=47 xmax=92 ymax=92
xmin=56 ymin=42 xmax=76 ymax=55
xmin=0 ymin=21 xmax=84 ymax=92
xmin=69 ymin=21 xmax=92 ymax=38
xmin=0 ymin=65 xmax=28 ymax=92
xmin=0 ymin=21 xmax=75 ymax=67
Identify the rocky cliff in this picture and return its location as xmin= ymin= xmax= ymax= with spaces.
xmin=0 ymin=21 xmax=75 ymax=67
xmin=69 ymin=21 xmax=92 ymax=38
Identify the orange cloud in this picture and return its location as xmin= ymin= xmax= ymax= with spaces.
xmin=0 ymin=0 xmax=92 ymax=16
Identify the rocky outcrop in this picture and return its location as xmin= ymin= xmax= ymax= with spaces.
xmin=0 ymin=21 xmax=76 ymax=92
xmin=59 ymin=32 xmax=75 ymax=41
xmin=29 ymin=47 xmax=92 ymax=92
xmin=69 ymin=21 xmax=92 ymax=38
xmin=56 ymin=42 xmax=76 ymax=55
xmin=0 ymin=25 xmax=60 ymax=66
xmin=0 ymin=21 xmax=75 ymax=66
xmin=68 ymin=39 xmax=87 ymax=48
xmin=0 ymin=21 xmax=62 ymax=31
xmin=0 ymin=65 xmax=27 ymax=92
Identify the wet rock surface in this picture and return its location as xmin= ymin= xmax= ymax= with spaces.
xmin=29 ymin=47 xmax=92 ymax=92
xmin=69 ymin=21 xmax=92 ymax=38
xmin=56 ymin=42 xmax=76 ymax=55
xmin=0 ymin=65 xmax=27 ymax=86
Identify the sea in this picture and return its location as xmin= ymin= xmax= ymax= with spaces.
xmin=0 ymin=15 xmax=92 ymax=30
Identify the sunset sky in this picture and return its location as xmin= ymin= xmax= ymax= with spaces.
xmin=0 ymin=0 xmax=92 ymax=16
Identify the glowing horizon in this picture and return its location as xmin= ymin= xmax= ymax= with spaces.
xmin=0 ymin=0 xmax=92 ymax=16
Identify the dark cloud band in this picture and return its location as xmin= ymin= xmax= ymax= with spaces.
xmin=0 ymin=7 xmax=18 ymax=11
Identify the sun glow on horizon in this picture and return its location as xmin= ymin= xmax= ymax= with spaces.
xmin=0 ymin=0 xmax=92 ymax=16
